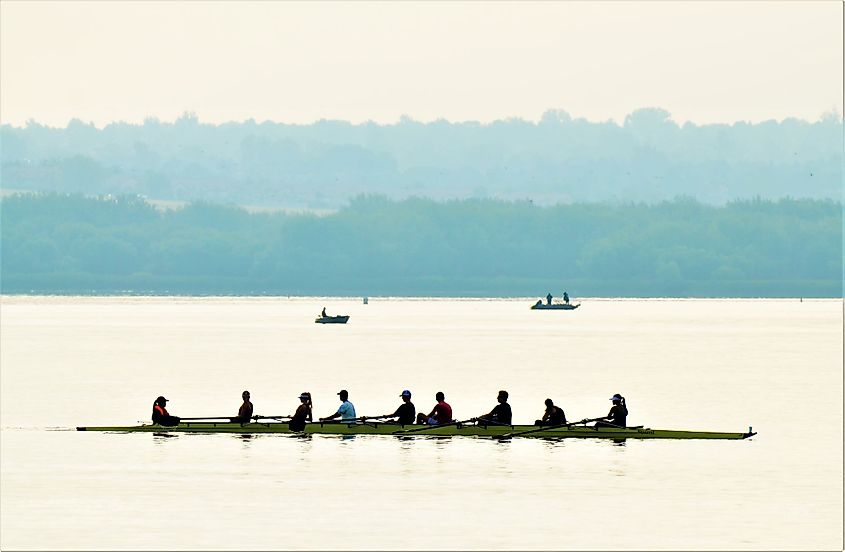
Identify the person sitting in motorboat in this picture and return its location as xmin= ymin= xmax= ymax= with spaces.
xmin=289 ymin=392 xmax=313 ymax=432
xmin=151 ymin=396 xmax=180 ymax=427
xmin=320 ymin=389 xmax=357 ymax=423
xmin=230 ymin=390 xmax=253 ymax=424
xmin=477 ymin=390 xmax=512 ymax=426
xmin=535 ymin=299 xmax=543 ymax=307
xmin=321 ymin=307 xmax=327 ymax=318
xmin=382 ymin=389 xmax=416 ymax=425
xmin=535 ymin=398 xmax=567 ymax=426
xmin=594 ymin=394 xmax=627 ymax=428
xmin=416 ymin=391 xmax=452 ymax=425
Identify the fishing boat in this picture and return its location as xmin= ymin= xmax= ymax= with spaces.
xmin=76 ymin=420 xmax=755 ymax=440
xmin=315 ymin=315 xmax=350 ymax=324
xmin=531 ymin=302 xmax=580 ymax=310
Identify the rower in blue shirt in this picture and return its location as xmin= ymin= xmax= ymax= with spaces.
xmin=320 ymin=389 xmax=357 ymax=423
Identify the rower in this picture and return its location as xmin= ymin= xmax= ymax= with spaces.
xmin=151 ymin=396 xmax=180 ymax=427
xmin=289 ymin=392 xmax=313 ymax=432
xmin=478 ymin=390 xmax=512 ymax=426
xmin=321 ymin=307 xmax=327 ymax=317
xmin=594 ymin=393 xmax=627 ymax=428
xmin=383 ymin=389 xmax=416 ymax=425
xmin=320 ymin=389 xmax=357 ymax=423
xmin=563 ymin=291 xmax=569 ymax=304
xmin=546 ymin=292 xmax=553 ymax=305
xmin=416 ymin=391 xmax=452 ymax=425
xmin=535 ymin=398 xmax=567 ymax=426
xmin=231 ymin=390 xmax=253 ymax=424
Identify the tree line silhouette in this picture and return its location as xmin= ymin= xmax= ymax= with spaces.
xmin=1 ymin=193 xmax=840 ymax=296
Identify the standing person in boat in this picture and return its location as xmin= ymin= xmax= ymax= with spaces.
xmin=151 ymin=396 xmax=180 ymax=427
xmin=416 ymin=391 xmax=453 ymax=425
xmin=563 ymin=291 xmax=570 ymax=304
xmin=383 ymin=389 xmax=416 ymax=425
xmin=320 ymin=389 xmax=357 ymax=423
xmin=231 ymin=390 xmax=253 ymax=424
xmin=546 ymin=293 xmax=553 ymax=305
xmin=535 ymin=398 xmax=567 ymax=426
xmin=594 ymin=394 xmax=628 ymax=428
xmin=478 ymin=390 xmax=512 ymax=426
xmin=289 ymin=392 xmax=313 ymax=431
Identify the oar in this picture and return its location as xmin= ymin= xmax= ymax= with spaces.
xmin=391 ymin=418 xmax=478 ymax=435
xmin=253 ymin=415 xmax=293 ymax=422
xmin=496 ymin=417 xmax=604 ymax=439
xmin=474 ymin=418 xmax=515 ymax=427
xmin=179 ymin=417 xmax=239 ymax=421
xmin=361 ymin=414 xmax=393 ymax=420
xmin=317 ymin=416 xmax=376 ymax=424
xmin=589 ymin=420 xmax=640 ymax=430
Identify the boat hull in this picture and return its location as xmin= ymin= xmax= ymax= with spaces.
xmin=76 ymin=421 xmax=754 ymax=440
xmin=315 ymin=315 xmax=350 ymax=324
xmin=531 ymin=303 xmax=580 ymax=310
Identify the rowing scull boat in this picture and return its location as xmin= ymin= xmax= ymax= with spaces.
xmin=76 ymin=421 xmax=756 ymax=440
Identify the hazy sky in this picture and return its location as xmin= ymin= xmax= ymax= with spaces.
xmin=1 ymin=1 xmax=841 ymax=127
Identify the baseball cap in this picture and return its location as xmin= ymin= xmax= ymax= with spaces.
xmin=609 ymin=394 xmax=623 ymax=401
xmin=400 ymin=390 xmax=412 ymax=397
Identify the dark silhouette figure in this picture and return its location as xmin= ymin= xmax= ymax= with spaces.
xmin=478 ymin=390 xmax=512 ymax=425
xmin=595 ymin=394 xmax=628 ymax=429
xmin=151 ymin=396 xmax=180 ymax=427
xmin=535 ymin=398 xmax=567 ymax=426
xmin=231 ymin=390 xmax=253 ymax=424
xmin=289 ymin=392 xmax=313 ymax=432
xmin=384 ymin=390 xmax=416 ymax=425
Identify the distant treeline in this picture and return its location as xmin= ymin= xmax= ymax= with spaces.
xmin=1 ymin=193 xmax=840 ymax=297
xmin=1 ymin=109 xmax=841 ymax=208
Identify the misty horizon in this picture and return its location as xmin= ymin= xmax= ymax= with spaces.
xmin=2 ymin=107 xmax=839 ymax=210
xmin=5 ymin=106 xmax=842 ymax=131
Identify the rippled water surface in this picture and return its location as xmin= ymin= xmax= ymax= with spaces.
xmin=1 ymin=297 xmax=842 ymax=550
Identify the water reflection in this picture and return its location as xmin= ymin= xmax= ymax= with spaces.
xmin=233 ymin=434 xmax=254 ymax=447
xmin=295 ymin=434 xmax=313 ymax=461
xmin=541 ymin=438 xmax=566 ymax=450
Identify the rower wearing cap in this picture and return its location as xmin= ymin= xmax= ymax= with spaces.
xmin=535 ymin=398 xmax=567 ymax=426
xmin=289 ymin=392 xmax=313 ymax=432
xmin=151 ymin=396 xmax=180 ymax=427
xmin=416 ymin=391 xmax=452 ymax=425
xmin=478 ymin=390 xmax=512 ymax=426
xmin=231 ymin=390 xmax=253 ymax=424
xmin=320 ymin=389 xmax=357 ymax=423
xmin=595 ymin=393 xmax=627 ymax=428
xmin=385 ymin=390 xmax=416 ymax=425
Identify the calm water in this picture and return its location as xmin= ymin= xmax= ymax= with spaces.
xmin=1 ymin=297 xmax=842 ymax=550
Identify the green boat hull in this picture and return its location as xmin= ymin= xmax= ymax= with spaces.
xmin=77 ymin=421 xmax=755 ymax=440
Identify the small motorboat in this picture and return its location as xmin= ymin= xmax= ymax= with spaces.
xmin=315 ymin=315 xmax=350 ymax=324
xmin=530 ymin=302 xmax=580 ymax=310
